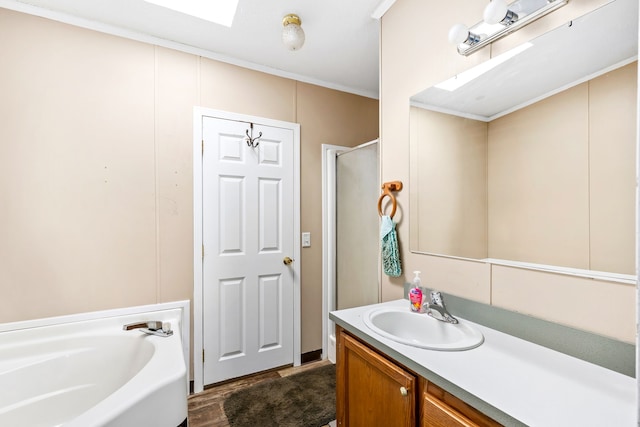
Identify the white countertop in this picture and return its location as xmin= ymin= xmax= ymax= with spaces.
xmin=330 ymin=299 xmax=636 ymax=427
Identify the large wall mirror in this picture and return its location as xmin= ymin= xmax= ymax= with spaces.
xmin=409 ymin=0 xmax=638 ymax=279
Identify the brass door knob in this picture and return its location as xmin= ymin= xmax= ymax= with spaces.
xmin=283 ymin=257 xmax=293 ymax=265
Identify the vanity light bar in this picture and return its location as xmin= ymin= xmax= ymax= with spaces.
xmin=457 ymin=0 xmax=568 ymax=56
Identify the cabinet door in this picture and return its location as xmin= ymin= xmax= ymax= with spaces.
xmin=337 ymin=331 xmax=416 ymax=427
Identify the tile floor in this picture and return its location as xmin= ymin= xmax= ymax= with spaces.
xmin=187 ymin=360 xmax=334 ymax=427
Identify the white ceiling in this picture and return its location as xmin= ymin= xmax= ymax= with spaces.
xmin=0 ymin=0 xmax=387 ymax=98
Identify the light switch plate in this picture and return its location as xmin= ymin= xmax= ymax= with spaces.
xmin=302 ymin=232 xmax=311 ymax=247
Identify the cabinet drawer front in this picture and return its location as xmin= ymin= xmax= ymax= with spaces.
xmin=423 ymin=393 xmax=480 ymax=427
xmin=424 ymin=382 xmax=502 ymax=427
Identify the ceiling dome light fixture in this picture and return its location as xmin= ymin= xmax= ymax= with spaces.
xmin=282 ymin=14 xmax=305 ymax=51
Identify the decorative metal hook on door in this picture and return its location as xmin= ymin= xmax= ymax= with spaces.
xmin=245 ymin=123 xmax=262 ymax=148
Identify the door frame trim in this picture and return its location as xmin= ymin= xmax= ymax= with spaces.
xmin=193 ymin=107 xmax=301 ymax=393
xmin=321 ymin=144 xmax=347 ymax=363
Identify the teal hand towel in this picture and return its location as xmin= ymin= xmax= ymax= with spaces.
xmin=381 ymin=215 xmax=402 ymax=277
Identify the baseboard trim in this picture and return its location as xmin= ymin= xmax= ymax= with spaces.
xmin=301 ymin=349 xmax=322 ymax=364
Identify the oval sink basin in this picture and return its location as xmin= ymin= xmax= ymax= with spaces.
xmin=363 ymin=307 xmax=484 ymax=351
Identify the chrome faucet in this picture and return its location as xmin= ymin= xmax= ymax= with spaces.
xmin=123 ymin=320 xmax=173 ymax=337
xmin=426 ymin=291 xmax=458 ymax=324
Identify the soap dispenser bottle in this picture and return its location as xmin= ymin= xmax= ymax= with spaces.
xmin=409 ymin=271 xmax=424 ymax=313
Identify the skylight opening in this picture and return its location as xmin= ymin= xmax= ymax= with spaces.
xmin=143 ymin=0 xmax=239 ymax=27
xmin=435 ymin=42 xmax=533 ymax=91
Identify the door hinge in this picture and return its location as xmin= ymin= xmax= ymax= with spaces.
xmin=202 ymin=349 xmax=205 ymax=363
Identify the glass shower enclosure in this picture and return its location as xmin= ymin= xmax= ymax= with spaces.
xmin=323 ymin=140 xmax=379 ymax=362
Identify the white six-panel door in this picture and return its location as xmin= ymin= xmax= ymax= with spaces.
xmin=202 ymin=116 xmax=295 ymax=385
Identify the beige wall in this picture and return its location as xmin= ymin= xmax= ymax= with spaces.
xmin=489 ymin=83 xmax=590 ymax=268
xmin=410 ymin=108 xmax=488 ymax=258
xmin=296 ymin=83 xmax=379 ymax=348
xmin=589 ymin=63 xmax=637 ymax=274
xmin=489 ymin=64 xmax=636 ymax=274
xmin=381 ymin=0 xmax=635 ymax=343
xmin=0 ymin=9 xmax=378 ymax=356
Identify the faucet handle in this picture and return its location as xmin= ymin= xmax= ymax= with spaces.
xmin=430 ymin=291 xmax=444 ymax=305
xmin=146 ymin=321 xmax=173 ymax=334
xmin=146 ymin=321 xmax=163 ymax=331
xmin=427 ymin=291 xmax=459 ymax=324
xmin=162 ymin=322 xmax=172 ymax=333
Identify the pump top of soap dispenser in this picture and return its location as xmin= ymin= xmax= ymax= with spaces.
xmin=412 ymin=271 xmax=422 ymax=287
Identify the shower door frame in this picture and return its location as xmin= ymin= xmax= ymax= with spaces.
xmin=321 ymin=140 xmax=380 ymax=362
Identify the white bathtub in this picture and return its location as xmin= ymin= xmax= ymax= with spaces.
xmin=0 ymin=301 xmax=190 ymax=427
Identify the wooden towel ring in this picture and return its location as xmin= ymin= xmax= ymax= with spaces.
xmin=377 ymin=181 xmax=403 ymax=218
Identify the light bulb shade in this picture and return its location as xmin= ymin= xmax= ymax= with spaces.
xmin=448 ymin=24 xmax=480 ymax=45
xmin=484 ymin=0 xmax=508 ymax=24
xmin=282 ymin=14 xmax=305 ymax=51
xmin=484 ymin=0 xmax=518 ymax=25
xmin=448 ymin=23 xmax=470 ymax=44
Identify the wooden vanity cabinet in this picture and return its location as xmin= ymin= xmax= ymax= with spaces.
xmin=337 ymin=327 xmax=502 ymax=427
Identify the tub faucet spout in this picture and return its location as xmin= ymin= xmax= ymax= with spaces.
xmin=426 ymin=291 xmax=458 ymax=324
xmin=123 ymin=321 xmax=173 ymax=337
